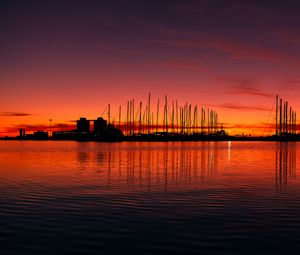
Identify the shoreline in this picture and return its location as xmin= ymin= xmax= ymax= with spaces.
xmin=1 ymin=135 xmax=300 ymax=142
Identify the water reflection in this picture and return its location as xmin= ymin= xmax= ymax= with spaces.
xmin=2 ymin=142 xmax=300 ymax=254
xmin=75 ymin=143 xmax=222 ymax=191
xmin=276 ymin=142 xmax=297 ymax=194
xmin=72 ymin=142 xmax=299 ymax=192
xmin=227 ymin=141 xmax=231 ymax=161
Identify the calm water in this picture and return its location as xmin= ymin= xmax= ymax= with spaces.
xmin=0 ymin=141 xmax=299 ymax=254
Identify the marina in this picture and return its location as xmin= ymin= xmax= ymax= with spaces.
xmin=4 ymin=95 xmax=298 ymax=142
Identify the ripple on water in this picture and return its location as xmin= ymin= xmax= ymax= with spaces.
xmin=1 ymin=141 xmax=300 ymax=254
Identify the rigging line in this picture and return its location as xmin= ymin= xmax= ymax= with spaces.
xmin=263 ymin=103 xmax=274 ymax=136
xmin=267 ymin=100 xmax=278 ymax=136
xmin=100 ymin=105 xmax=108 ymax=117
xmin=135 ymin=108 xmax=140 ymax=122
xmin=263 ymin=98 xmax=275 ymax=136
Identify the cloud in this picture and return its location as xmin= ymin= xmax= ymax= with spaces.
xmin=218 ymin=75 xmax=274 ymax=98
xmin=226 ymin=122 xmax=300 ymax=133
xmin=151 ymin=22 xmax=300 ymax=65
xmin=279 ymin=79 xmax=300 ymax=91
xmin=226 ymin=123 xmax=268 ymax=129
xmin=171 ymin=0 xmax=299 ymax=28
xmin=213 ymin=103 xmax=269 ymax=111
xmin=0 ymin=112 xmax=34 ymax=117
xmin=158 ymin=38 xmax=286 ymax=62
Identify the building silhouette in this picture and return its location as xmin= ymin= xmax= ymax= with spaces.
xmin=19 ymin=129 xmax=26 ymax=138
xmin=94 ymin=117 xmax=107 ymax=133
xmin=77 ymin=118 xmax=90 ymax=133
xmin=51 ymin=116 xmax=123 ymax=141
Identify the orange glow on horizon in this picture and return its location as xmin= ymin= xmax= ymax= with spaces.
xmin=0 ymin=92 xmax=299 ymax=137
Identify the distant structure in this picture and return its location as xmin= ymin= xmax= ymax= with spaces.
xmin=14 ymin=94 xmax=300 ymax=142
xmin=94 ymin=117 xmax=107 ymax=133
xmin=118 ymin=93 xmax=226 ymax=139
xmin=15 ymin=116 xmax=122 ymax=141
xmin=32 ymin=131 xmax=49 ymax=139
xmin=275 ymin=95 xmax=297 ymax=138
xmin=19 ymin=129 xmax=26 ymax=138
xmin=53 ymin=116 xmax=123 ymax=141
xmin=77 ymin=118 xmax=90 ymax=133
xmin=18 ymin=130 xmax=48 ymax=140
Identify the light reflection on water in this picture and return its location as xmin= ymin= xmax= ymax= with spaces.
xmin=0 ymin=141 xmax=300 ymax=255
xmin=275 ymin=142 xmax=297 ymax=195
xmin=76 ymin=142 xmax=221 ymax=191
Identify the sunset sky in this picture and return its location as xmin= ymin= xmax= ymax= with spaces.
xmin=1 ymin=0 xmax=300 ymax=136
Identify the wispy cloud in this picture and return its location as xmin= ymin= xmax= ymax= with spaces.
xmin=226 ymin=122 xmax=269 ymax=129
xmin=0 ymin=112 xmax=34 ymax=117
xmin=150 ymin=18 xmax=300 ymax=64
xmin=212 ymin=103 xmax=269 ymax=111
xmin=225 ymin=124 xmax=262 ymax=130
xmin=218 ymin=75 xmax=274 ymax=98
xmin=171 ymin=0 xmax=298 ymax=29
xmin=225 ymin=123 xmax=300 ymax=134
xmin=155 ymin=38 xmax=286 ymax=62
xmin=279 ymin=79 xmax=300 ymax=91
